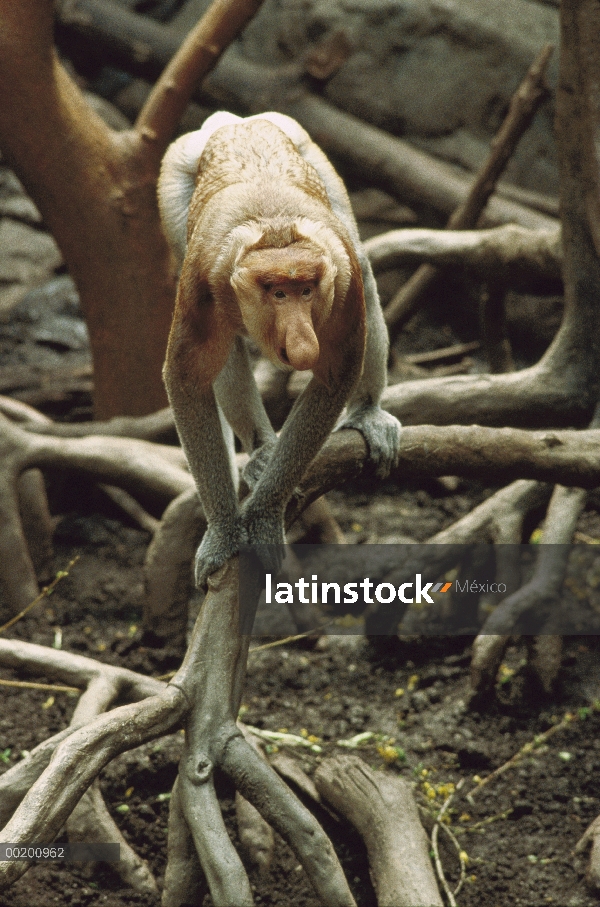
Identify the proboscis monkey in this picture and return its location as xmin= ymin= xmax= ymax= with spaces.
xmin=158 ymin=111 xmax=401 ymax=586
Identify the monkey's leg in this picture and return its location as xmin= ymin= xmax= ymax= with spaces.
xmin=339 ymin=251 xmax=402 ymax=478
xmin=213 ymin=336 xmax=278 ymax=490
xmin=241 ymin=375 xmax=356 ymax=573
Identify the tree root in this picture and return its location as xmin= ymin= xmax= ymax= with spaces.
xmin=66 ymin=781 xmax=158 ymax=894
xmin=142 ymin=487 xmax=205 ymax=641
xmin=0 ymin=635 xmax=180 ymax=890
xmin=314 ymin=754 xmax=442 ymax=906
xmin=370 ymin=480 xmax=550 ymax=636
xmin=0 ymin=564 xmax=360 ymax=904
xmin=17 ymin=469 xmax=54 ymax=582
xmin=470 ymin=483 xmax=587 ymax=694
xmin=0 ymin=411 xmax=191 ymax=614
xmin=0 ymin=638 xmax=165 ymax=825
xmin=1 ymin=574 xmax=439 ymax=904
xmin=235 ymin=792 xmax=275 ymax=874
xmin=7 ymin=403 xmax=600 ymax=624
xmin=164 ymin=560 xmax=357 ymax=905
xmin=575 ymin=814 xmax=600 ymax=892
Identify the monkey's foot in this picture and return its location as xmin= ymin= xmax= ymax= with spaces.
xmin=242 ymin=439 xmax=278 ymax=491
xmin=338 ymin=404 xmax=401 ymax=478
xmin=194 ymin=522 xmax=244 ymax=589
xmin=241 ymin=505 xmax=286 ymax=575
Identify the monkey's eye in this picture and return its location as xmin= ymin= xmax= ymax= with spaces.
xmin=302 ymin=287 xmax=312 ymax=296
xmin=274 ymin=290 xmax=286 ymax=299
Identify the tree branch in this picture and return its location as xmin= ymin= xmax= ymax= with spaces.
xmin=136 ymin=0 xmax=266 ymax=156
xmin=365 ymin=223 xmax=562 ymax=289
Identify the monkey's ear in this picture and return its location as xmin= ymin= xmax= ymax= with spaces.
xmin=317 ymin=258 xmax=337 ymax=319
xmin=230 ymin=265 xmax=256 ymax=299
xmin=294 ymin=218 xmax=352 ymax=300
xmin=210 ymin=222 xmax=265 ymax=288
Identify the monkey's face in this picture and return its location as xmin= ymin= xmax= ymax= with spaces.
xmin=231 ymin=245 xmax=336 ymax=372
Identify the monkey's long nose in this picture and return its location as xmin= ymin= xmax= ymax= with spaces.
xmin=283 ymin=315 xmax=320 ymax=371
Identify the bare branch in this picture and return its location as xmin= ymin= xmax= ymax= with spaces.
xmin=384 ymin=43 xmax=554 ymax=330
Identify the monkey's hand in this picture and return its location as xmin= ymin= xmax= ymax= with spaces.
xmin=242 ymin=439 xmax=278 ymax=491
xmin=338 ymin=403 xmax=402 ymax=478
xmin=194 ymin=519 xmax=245 ymax=589
xmin=240 ymin=500 xmax=286 ymax=576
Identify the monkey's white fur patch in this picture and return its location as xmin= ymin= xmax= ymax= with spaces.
xmin=158 ymin=112 xmax=242 ymax=263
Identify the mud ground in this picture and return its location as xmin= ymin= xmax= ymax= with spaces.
xmin=2 ymin=482 xmax=600 ymax=907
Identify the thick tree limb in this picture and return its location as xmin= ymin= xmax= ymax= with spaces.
xmin=365 ymin=224 xmax=562 ymax=289
xmin=0 ymin=0 xmax=265 ymax=418
xmin=296 ymin=425 xmax=600 ymax=520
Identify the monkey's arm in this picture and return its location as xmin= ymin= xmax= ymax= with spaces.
xmin=304 ymin=159 xmax=401 ymax=475
xmin=163 ymin=288 xmax=245 ymax=587
xmin=338 ymin=247 xmax=402 ymax=477
xmin=298 ymin=145 xmax=402 ymax=475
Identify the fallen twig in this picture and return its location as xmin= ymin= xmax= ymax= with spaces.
xmin=0 ymin=556 xmax=79 ymax=635
xmin=430 ymin=779 xmax=465 ymax=906
xmin=0 ymin=679 xmax=80 ymax=693
xmin=468 ymin=710 xmax=578 ymax=799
